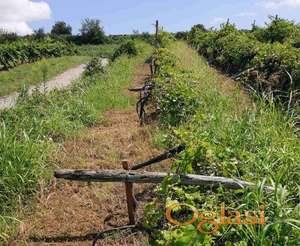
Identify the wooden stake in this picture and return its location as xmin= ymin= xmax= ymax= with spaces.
xmin=122 ymin=160 xmax=136 ymax=225
xmin=155 ymin=20 xmax=159 ymax=48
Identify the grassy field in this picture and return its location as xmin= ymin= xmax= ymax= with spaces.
xmin=0 ymin=56 xmax=90 ymax=97
xmin=77 ymin=44 xmax=120 ymax=58
xmin=146 ymin=42 xmax=300 ymax=245
xmin=0 ymin=41 xmax=151 ymax=242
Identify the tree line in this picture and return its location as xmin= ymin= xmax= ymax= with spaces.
xmin=0 ymin=18 xmax=152 ymax=45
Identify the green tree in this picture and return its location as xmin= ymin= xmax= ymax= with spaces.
xmin=51 ymin=21 xmax=72 ymax=35
xmin=80 ymin=18 xmax=105 ymax=44
xmin=0 ymin=29 xmax=18 ymax=43
xmin=34 ymin=28 xmax=46 ymax=40
xmin=263 ymin=15 xmax=296 ymax=43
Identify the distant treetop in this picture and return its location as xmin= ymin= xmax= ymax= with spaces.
xmin=51 ymin=21 xmax=72 ymax=36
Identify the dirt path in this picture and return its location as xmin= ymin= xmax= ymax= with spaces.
xmin=0 ymin=59 xmax=108 ymax=110
xmin=12 ymin=63 xmax=168 ymax=246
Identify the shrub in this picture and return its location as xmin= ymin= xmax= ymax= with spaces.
xmin=84 ymin=57 xmax=105 ymax=76
xmin=152 ymin=48 xmax=178 ymax=78
xmin=262 ymin=16 xmax=296 ymax=43
xmin=154 ymin=75 xmax=200 ymax=126
xmin=247 ymin=43 xmax=300 ymax=94
xmin=112 ymin=41 xmax=138 ymax=61
xmin=157 ymin=30 xmax=175 ymax=48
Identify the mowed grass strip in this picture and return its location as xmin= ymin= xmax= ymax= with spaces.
xmin=0 ymin=56 xmax=90 ymax=97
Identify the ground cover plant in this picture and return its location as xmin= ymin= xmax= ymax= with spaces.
xmin=144 ymin=38 xmax=300 ymax=245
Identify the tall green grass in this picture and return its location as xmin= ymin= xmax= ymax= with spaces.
xmin=0 ymin=41 xmax=151 ymax=242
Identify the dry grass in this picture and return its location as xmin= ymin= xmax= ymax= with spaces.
xmin=10 ymin=64 xmax=168 ymax=246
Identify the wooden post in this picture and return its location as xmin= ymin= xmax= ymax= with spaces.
xmin=122 ymin=160 xmax=136 ymax=225
xmin=155 ymin=20 xmax=159 ymax=48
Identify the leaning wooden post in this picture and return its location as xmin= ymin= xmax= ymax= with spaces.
xmin=122 ymin=160 xmax=136 ymax=225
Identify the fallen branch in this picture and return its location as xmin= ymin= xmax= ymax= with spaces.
xmin=131 ymin=145 xmax=185 ymax=170
xmin=128 ymin=87 xmax=145 ymax=92
xmin=231 ymin=67 xmax=256 ymax=80
xmin=54 ymin=169 xmax=274 ymax=192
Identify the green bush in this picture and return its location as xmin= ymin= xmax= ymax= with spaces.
xmin=262 ymin=16 xmax=297 ymax=43
xmin=152 ymin=48 xmax=178 ymax=78
xmin=84 ymin=57 xmax=105 ymax=76
xmin=214 ymin=32 xmax=258 ymax=73
xmin=157 ymin=30 xmax=175 ymax=48
xmin=248 ymin=43 xmax=300 ymax=93
xmin=154 ymin=75 xmax=199 ymax=126
xmin=112 ymin=41 xmax=138 ymax=61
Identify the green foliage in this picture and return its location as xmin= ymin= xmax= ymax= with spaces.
xmin=189 ymin=23 xmax=257 ymax=73
xmin=262 ymin=16 xmax=297 ymax=43
xmin=154 ymin=70 xmax=199 ymax=126
xmin=0 ymin=30 xmax=18 ymax=43
xmin=112 ymin=41 xmax=138 ymax=61
xmin=157 ymin=29 xmax=175 ymax=48
xmin=158 ymin=225 xmax=213 ymax=246
xmin=249 ymin=43 xmax=300 ymax=93
xmin=145 ymin=41 xmax=300 ymax=245
xmin=51 ymin=21 xmax=72 ymax=36
xmin=214 ymin=31 xmax=257 ymax=73
xmin=34 ymin=28 xmax=46 ymax=40
xmin=0 ymin=37 xmax=77 ymax=70
xmin=152 ymin=48 xmax=178 ymax=78
xmin=175 ymin=31 xmax=188 ymax=40
xmin=187 ymin=17 xmax=300 ymax=105
xmin=80 ymin=18 xmax=105 ymax=45
xmin=84 ymin=57 xmax=105 ymax=76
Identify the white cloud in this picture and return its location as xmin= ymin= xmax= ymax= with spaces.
xmin=262 ymin=0 xmax=300 ymax=9
xmin=0 ymin=0 xmax=51 ymax=35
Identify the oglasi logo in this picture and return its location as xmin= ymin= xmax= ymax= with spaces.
xmin=166 ymin=203 xmax=265 ymax=234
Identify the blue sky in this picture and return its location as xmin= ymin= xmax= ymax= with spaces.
xmin=2 ymin=0 xmax=300 ymax=35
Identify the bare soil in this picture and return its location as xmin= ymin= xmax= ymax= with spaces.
xmin=11 ymin=64 xmax=168 ymax=246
